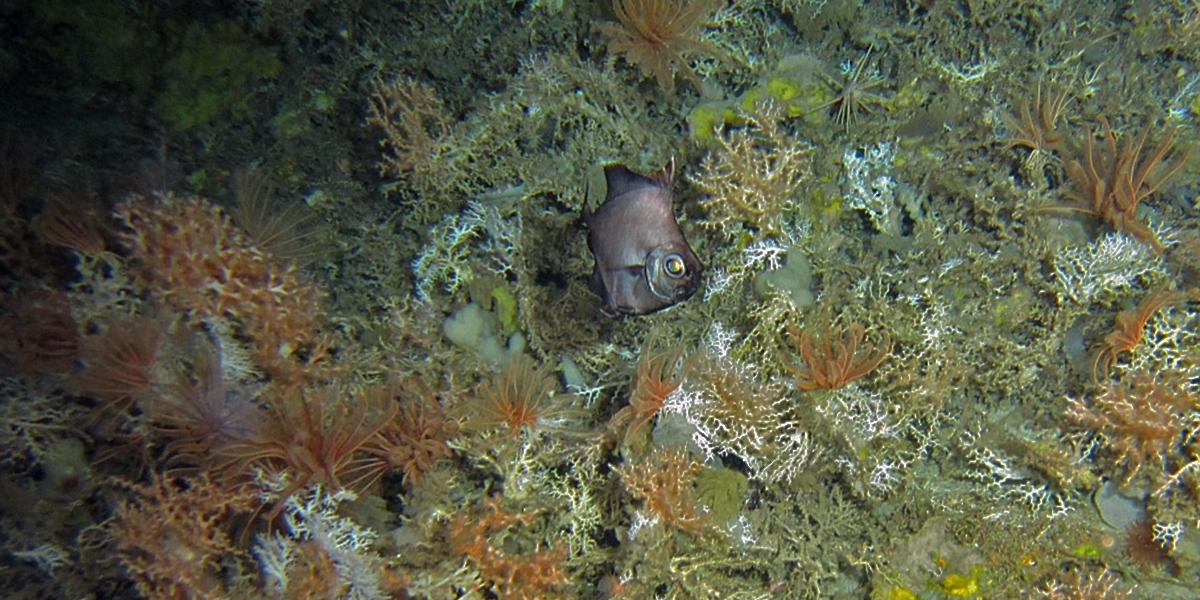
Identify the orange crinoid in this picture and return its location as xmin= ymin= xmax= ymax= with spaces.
xmin=600 ymin=0 xmax=725 ymax=94
xmin=784 ymin=322 xmax=890 ymax=391
xmin=1059 ymin=116 xmax=1187 ymax=249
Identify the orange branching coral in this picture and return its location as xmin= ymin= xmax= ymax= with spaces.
xmin=448 ymin=496 xmax=571 ymax=600
xmin=365 ymin=75 xmax=452 ymax=180
xmin=112 ymin=474 xmax=255 ymax=600
xmin=619 ymin=445 xmax=712 ymax=535
xmin=1058 ymin=116 xmax=1187 ymax=249
xmin=784 ymin=321 xmax=890 ymax=391
xmin=467 ymin=355 xmax=575 ymax=438
xmin=217 ymin=382 xmax=396 ymax=505
xmin=1091 ymin=286 xmax=1182 ymax=382
xmin=600 ymin=0 xmax=725 ymax=94
xmin=365 ymin=376 xmax=459 ymax=486
xmin=609 ymin=338 xmax=683 ymax=451
xmin=114 ymin=193 xmax=332 ymax=386
xmin=1066 ymin=370 xmax=1200 ymax=485
xmin=690 ymin=99 xmax=812 ymax=236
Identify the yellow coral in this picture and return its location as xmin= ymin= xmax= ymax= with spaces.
xmin=688 ymin=99 xmax=812 ymax=237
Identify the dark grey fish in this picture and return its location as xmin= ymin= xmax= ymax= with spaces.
xmin=582 ymin=159 xmax=703 ymax=316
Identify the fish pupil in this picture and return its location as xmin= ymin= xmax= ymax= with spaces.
xmin=664 ymin=254 xmax=685 ymax=277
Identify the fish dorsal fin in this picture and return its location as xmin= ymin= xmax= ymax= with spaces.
xmin=651 ymin=157 xmax=675 ymax=187
xmin=603 ymin=164 xmax=653 ymax=200
xmin=603 ymin=159 xmax=673 ymax=207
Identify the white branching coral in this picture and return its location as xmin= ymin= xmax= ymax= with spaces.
xmin=663 ymin=323 xmax=816 ymax=485
xmin=254 ymin=485 xmax=387 ymax=600
xmin=411 ymin=197 xmax=523 ymax=303
xmin=1052 ymin=233 xmax=1165 ymax=305
xmin=841 ymin=140 xmax=900 ymax=235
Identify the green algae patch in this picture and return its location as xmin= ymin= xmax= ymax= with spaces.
xmin=155 ymin=20 xmax=282 ymax=131
xmin=694 ymin=466 xmax=748 ymax=522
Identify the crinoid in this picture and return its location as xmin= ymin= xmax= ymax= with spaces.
xmin=784 ymin=320 xmax=890 ymax=391
xmin=609 ymin=337 xmax=684 ymax=451
xmin=816 ymin=48 xmax=888 ymax=133
xmin=601 ymin=0 xmax=726 ymax=94
xmin=365 ymin=376 xmax=459 ymax=486
xmin=1000 ymin=79 xmax=1072 ymax=157
xmin=467 ymin=355 xmax=579 ymax=439
xmin=1057 ymin=116 xmax=1188 ymax=249
xmin=1091 ymin=286 xmax=1182 ymax=382
xmin=216 ymin=382 xmax=396 ymax=507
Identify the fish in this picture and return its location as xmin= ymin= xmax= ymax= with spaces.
xmin=582 ymin=158 xmax=703 ymax=316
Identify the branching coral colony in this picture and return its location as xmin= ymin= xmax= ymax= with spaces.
xmin=1067 ymin=298 xmax=1200 ymax=542
xmin=689 ymin=99 xmax=812 ymax=237
xmin=0 ymin=187 xmax=474 ymax=600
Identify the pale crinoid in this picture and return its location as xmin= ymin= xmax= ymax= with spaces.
xmin=601 ymin=0 xmax=726 ymax=94
xmin=816 ymin=48 xmax=888 ymax=133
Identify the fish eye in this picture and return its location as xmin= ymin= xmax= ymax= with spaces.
xmin=663 ymin=253 xmax=686 ymax=278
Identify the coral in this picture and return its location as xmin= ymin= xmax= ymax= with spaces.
xmin=841 ymin=140 xmax=900 ymax=234
xmin=1065 ymin=370 xmax=1199 ymax=485
xmin=619 ymin=445 xmax=713 ymax=535
xmin=112 ymin=474 xmax=255 ymax=600
xmin=365 ymin=75 xmax=454 ymax=183
xmin=1057 ymin=116 xmax=1187 ymax=249
xmin=689 ymin=99 xmax=812 ymax=237
xmin=1052 ymin=232 xmax=1165 ymax=305
xmin=256 ymin=485 xmax=394 ymax=600
xmin=783 ymin=319 xmax=890 ymax=391
xmin=1036 ymin=570 xmax=1133 ymax=600
xmin=364 ymin=376 xmax=458 ymax=486
xmin=114 ymin=192 xmax=332 ymax=387
xmin=600 ymin=0 xmax=726 ymax=94
xmin=663 ymin=323 xmax=814 ymax=484
xmin=448 ymin=496 xmax=571 ymax=600
xmin=608 ymin=338 xmax=684 ymax=451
